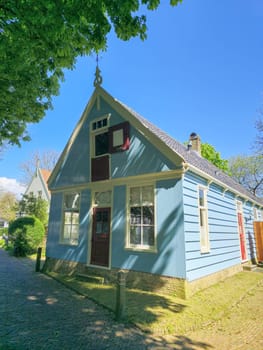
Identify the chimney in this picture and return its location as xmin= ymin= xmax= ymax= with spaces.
xmin=188 ymin=132 xmax=201 ymax=155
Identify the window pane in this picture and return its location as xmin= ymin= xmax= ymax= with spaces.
xmin=64 ymin=193 xmax=79 ymax=209
xmin=72 ymin=212 xmax=79 ymax=225
xmin=142 ymin=186 xmax=154 ymax=205
xmin=63 ymin=225 xmax=71 ymax=240
xmin=96 ymin=222 xmax=103 ymax=234
xmin=95 ymin=132 xmax=109 ymax=156
xmin=143 ymin=226 xmax=154 ymax=246
xmin=143 ymin=206 xmax=154 ymax=225
xmin=130 ymin=226 xmax=141 ymax=245
xmin=64 ymin=212 xmax=71 ymax=224
xmin=130 ymin=207 xmax=141 ymax=224
xmin=96 ymin=211 xmax=102 ymax=222
xmin=199 ymin=189 xmax=204 ymax=207
xmin=71 ymin=225 xmax=79 ymax=237
xmin=130 ymin=187 xmax=140 ymax=205
xmin=95 ymin=191 xmax=111 ymax=205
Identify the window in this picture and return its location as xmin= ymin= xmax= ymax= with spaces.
xmin=198 ymin=186 xmax=210 ymax=253
xmin=61 ymin=192 xmax=80 ymax=245
xmin=95 ymin=132 xmax=109 ymax=156
xmin=90 ymin=118 xmax=130 ymax=182
xmin=127 ymin=185 xmax=155 ymax=249
xmin=92 ymin=117 xmax=108 ymax=131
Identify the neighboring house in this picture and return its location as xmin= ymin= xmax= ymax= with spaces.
xmin=24 ymin=165 xmax=51 ymax=204
xmin=44 ymin=74 xmax=263 ymax=298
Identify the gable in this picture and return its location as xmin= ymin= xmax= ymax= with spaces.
xmin=25 ymin=168 xmax=50 ymax=202
xmin=49 ymin=87 xmax=184 ymax=190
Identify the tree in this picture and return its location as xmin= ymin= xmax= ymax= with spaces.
xmin=0 ymin=192 xmax=17 ymax=222
xmin=20 ymin=149 xmax=59 ymax=184
xmin=229 ymin=154 xmax=263 ymax=197
xmin=17 ymin=194 xmax=48 ymax=226
xmin=0 ymin=0 xmax=182 ymax=147
xmin=8 ymin=216 xmax=45 ymax=256
xmin=201 ymin=143 xmax=229 ymax=173
xmin=255 ymin=117 xmax=263 ymax=154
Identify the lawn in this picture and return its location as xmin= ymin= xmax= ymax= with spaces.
xmin=46 ymin=270 xmax=263 ymax=335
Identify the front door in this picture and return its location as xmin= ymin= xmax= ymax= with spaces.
xmin=238 ymin=212 xmax=247 ymax=261
xmin=90 ymin=207 xmax=111 ymax=267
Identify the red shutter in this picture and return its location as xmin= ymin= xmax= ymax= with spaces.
xmin=109 ymin=122 xmax=130 ymax=153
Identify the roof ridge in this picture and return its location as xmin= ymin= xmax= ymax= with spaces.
xmin=115 ymin=97 xmax=263 ymax=206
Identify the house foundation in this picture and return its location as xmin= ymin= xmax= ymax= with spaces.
xmin=43 ymin=257 xmax=242 ymax=299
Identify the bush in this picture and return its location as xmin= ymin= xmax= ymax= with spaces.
xmin=0 ymin=227 xmax=9 ymax=248
xmin=8 ymin=216 xmax=45 ymax=256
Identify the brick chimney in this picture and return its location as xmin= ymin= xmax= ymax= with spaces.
xmin=188 ymin=132 xmax=201 ymax=155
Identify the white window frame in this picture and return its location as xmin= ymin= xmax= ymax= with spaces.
xmin=126 ymin=184 xmax=156 ymax=251
xmin=61 ymin=192 xmax=80 ymax=245
xmin=90 ymin=115 xmax=110 ymax=158
xmin=198 ymin=186 xmax=210 ymax=253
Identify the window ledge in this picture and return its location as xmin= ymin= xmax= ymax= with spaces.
xmin=125 ymin=247 xmax=157 ymax=253
xmin=59 ymin=241 xmax=78 ymax=246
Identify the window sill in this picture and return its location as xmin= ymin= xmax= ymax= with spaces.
xmin=59 ymin=241 xmax=78 ymax=246
xmin=125 ymin=246 xmax=157 ymax=253
xmin=200 ymin=249 xmax=210 ymax=254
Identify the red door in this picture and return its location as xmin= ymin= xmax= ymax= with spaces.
xmin=90 ymin=207 xmax=111 ymax=267
xmin=238 ymin=212 xmax=247 ymax=261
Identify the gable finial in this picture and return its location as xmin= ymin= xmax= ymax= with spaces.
xmin=93 ymin=53 xmax=103 ymax=87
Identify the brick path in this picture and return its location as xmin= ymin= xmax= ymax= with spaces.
xmin=0 ymin=249 xmax=211 ymax=350
xmin=1 ymin=249 xmax=262 ymax=350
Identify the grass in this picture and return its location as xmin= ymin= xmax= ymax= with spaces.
xmin=46 ymin=270 xmax=263 ymax=335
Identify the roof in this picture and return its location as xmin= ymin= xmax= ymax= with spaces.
xmin=116 ymin=98 xmax=263 ymax=207
xmin=40 ymin=169 xmax=51 ymax=184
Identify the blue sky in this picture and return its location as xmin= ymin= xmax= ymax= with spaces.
xmin=1 ymin=0 xmax=263 ymax=195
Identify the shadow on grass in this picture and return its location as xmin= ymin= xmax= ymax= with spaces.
xmin=41 ymin=273 xmax=214 ymax=349
xmin=47 ymin=273 xmax=187 ymax=331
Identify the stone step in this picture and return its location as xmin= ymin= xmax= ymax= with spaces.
xmin=243 ymin=264 xmax=258 ymax=271
xmin=76 ymin=273 xmax=105 ymax=284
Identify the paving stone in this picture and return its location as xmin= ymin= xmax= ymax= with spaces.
xmin=1 ymin=249 xmax=262 ymax=350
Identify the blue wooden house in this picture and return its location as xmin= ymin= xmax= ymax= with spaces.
xmin=45 ymin=72 xmax=263 ymax=298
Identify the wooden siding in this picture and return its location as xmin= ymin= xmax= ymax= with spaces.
xmin=50 ymin=97 xmax=179 ymax=190
xmin=111 ymin=178 xmax=186 ymax=279
xmin=183 ymin=172 xmax=241 ymax=281
xmin=46 ymin=190 xmax=91 ymax=264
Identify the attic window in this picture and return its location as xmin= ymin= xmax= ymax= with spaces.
xmin=95 ymin=132 xmax=109 ymax=156
xmin=92 ymin=117 xmax=108 ymax=131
